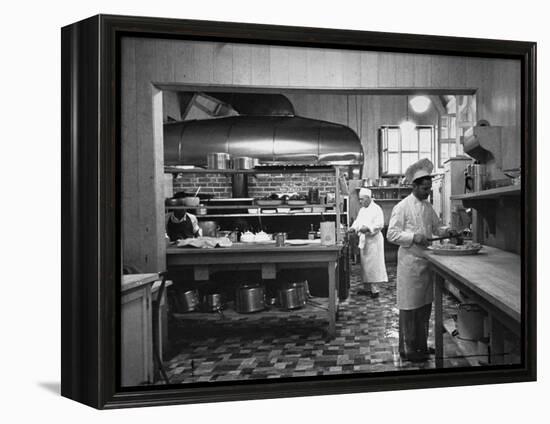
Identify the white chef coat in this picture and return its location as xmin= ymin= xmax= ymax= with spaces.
xmin=387 ymin=194 xmax=447 ymax=310
xmin=351 ymin=201 xmax=388 ymax=283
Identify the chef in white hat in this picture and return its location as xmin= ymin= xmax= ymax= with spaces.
xmin=349 ymin=187 xmax=388 ymax=298
xmin=387 ymin=158 xmax=457 ymax=362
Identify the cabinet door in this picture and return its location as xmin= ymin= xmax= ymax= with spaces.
xmin=121 ymin=286 xmax=153 ymax=386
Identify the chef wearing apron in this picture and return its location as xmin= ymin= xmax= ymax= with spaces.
xmin=165 ymin=209 xmax=202 ymax=241
xmin=349 ymin=187 xmax=388 ymax=298
xmin=387 ymin=158 xmax=456 ymax=362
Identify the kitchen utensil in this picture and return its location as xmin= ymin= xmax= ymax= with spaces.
xmin=235 ymin=284 xmax=265 ymax=313
xmin=275 ymin=232 xmax=286 ymax=247
xmin=199 ymin=221 xmax=220 ymax=237
xmin=165 ymin=198 xmax=179 ymax=207
xmin=457 ymin=303 xmax=486 ymax=341
xmin=207 ymin=152 xmax=231 ymax=169
xmin=232 ymin=156 xmax=259 ymax=170
xmin=289 ymin=280 xmax=309 ymax=305
xmin=277 ymin=287 xmax=303 ymax=310
xmin=179 ymin=289 xmax=200 ymax=312
xmin=256 ymin=199 xmax=283 ymax=206
xmin=183 ymin=196 xmax=200 ymax=206
xmin=287 ymin=199 xmax=307 ymax=206
xmin=203 ymin=293 xmax=223 ymax=312
xmin=196 ymin=204 xmax=207 ymax=215
xmin=308 ymin=188 xmax=320 ymax=204
xmin=193 ymin=187 xmax=201 ymax=198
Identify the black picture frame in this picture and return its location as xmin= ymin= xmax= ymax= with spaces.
xmin=61 ymin=14 xmax=537 ymax=409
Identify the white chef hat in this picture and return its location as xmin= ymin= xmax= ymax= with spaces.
xmin=405 ymin=158 xmax=434 ymax=183
xmin=358 ymin=187 xmax=372 ymax=198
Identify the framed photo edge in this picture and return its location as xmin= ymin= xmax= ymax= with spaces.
xmin=61 ymin=14 xmax=537 ymax=409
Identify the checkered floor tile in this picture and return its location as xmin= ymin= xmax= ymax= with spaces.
xmin=164 ymin=263 xmax=473 ymax=384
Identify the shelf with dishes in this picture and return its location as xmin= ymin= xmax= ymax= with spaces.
xmin=360 ymin=185 xmax=412 ymax=201
xmin=195 ymin=212 xmax=338 ymax=218
xmin=166 ymin=203 xmax=338 ymax=216
xmin=166 ymin=165 xmax=348 ymax=242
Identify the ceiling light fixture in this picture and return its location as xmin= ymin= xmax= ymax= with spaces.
xmin=410 ymin=95 xmax=431 ymax=113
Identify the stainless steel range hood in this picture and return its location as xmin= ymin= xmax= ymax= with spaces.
xmin=164 ymin=115 xmax=364 ymax=166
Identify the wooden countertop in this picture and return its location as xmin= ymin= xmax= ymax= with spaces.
xmin=167 ymin=242 xmax=341 ymax=255
xmin=121 ymin=273 xmax=159 ymax=293
xmin=425 ymin=246 xmax=520 ymax=323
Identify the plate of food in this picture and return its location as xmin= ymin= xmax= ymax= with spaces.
xmin=428 ymin=242 xmax=482 ymax=256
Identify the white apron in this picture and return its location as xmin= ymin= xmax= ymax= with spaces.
xmin=387 ymin=194 xmax=447 ymax=310
xmin=351 ymin=201 xmax=388 ymax=283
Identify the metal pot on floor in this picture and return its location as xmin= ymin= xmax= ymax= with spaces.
xmin=203 ymin=293 xmax=223 ymax=312
xmin=278 ymin=281 xmax=309 ymax=310
xmin=456 ymin=303 xmax=486 ymax=341
xmin=235 ymin=284 xmax=265 ymax=313
xmin=179 ymin=289 xmax=200 ymax=312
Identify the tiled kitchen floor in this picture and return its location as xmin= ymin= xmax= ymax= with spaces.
xmin=164 ymin=263 xmax=471 ymax=384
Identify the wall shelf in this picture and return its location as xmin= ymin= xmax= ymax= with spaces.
xmin=451 ymin=185 xmax=521 ymax=235
xmin=451 ymin=185 xmax=520 ymax=201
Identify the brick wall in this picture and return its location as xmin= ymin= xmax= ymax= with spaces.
xmin=172 ymin=172 xmax=336 ymax=199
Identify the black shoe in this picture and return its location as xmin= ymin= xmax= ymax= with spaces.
xmin=356 ymin=289 xmax=372 ymax=296
xmin=370 ymin=291 xmax=380 ymax=299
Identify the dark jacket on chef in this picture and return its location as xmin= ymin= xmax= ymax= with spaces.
xmin=165 ymin=211 xmax=202 ymax=241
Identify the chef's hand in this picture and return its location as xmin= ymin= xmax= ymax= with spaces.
xmin=359 ymin=225 xmax=371 ymax=234
xmin=446 ymin=229 xmax=459 ymax=237
xmin=413 ymin=233 xmax=428 ymax=246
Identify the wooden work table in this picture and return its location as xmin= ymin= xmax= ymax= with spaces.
xmin=166 ymin=243 xmax=341 ymax=337
xmin=425 ymin=246 xmax=521 ymax=367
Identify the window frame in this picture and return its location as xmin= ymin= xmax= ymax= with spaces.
xmin=379 ymin=124 xmax=435 ymax=177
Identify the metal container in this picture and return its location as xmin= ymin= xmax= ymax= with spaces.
xmin=179 ymin=289 xmax=200 ymax=312
xmin=457 ymin=303 xmax=486 ymax=341
xmin=275 ymin=232 xmax=286 ymax=247
xmin=207 ymin=152 xmax=231 ymax=169
xmin=203 ymin=293 xmax=223 ymax=312
xmin=277 ymin=287 xmax=303 ymax=310
xmin=232 ymin=156 xmax=259 ymax=170
xmin=199 ymin=221 xmax=220 ymax=237
xmin=308 ymin=188 xmax=319 ymax=204
xmin=235 ymin=284 xmax=265 ymax=313
xmin=471 ymin=164 xmax=487 ymax=191
xmin=289 ymin=280 xmax=309 ymax=305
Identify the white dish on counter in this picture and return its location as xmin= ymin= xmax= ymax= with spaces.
xmin=276 ymin=207 xmax=291 ymax=214
xmin=240 ymin=240 xmax=276 ymax=244
xmin=285 ymin=239 xmax=321 ymax=246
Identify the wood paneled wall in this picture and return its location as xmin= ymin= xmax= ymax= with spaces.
xmin=284 ymin=93 xmax=439 ymax=177
xmin=121 ymin=37 xmax=520 ymax=272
